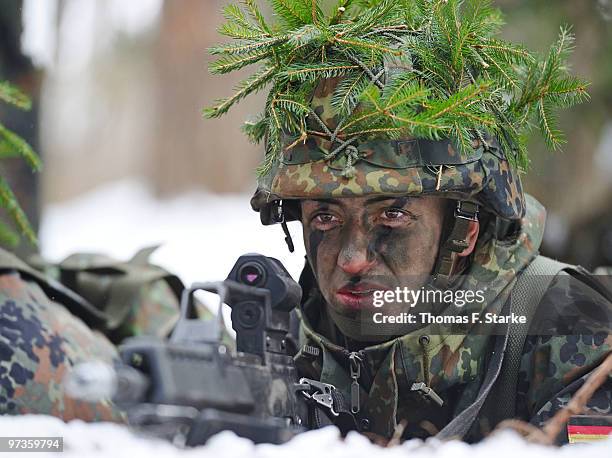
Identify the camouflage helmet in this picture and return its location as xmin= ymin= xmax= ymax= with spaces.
xmin=207 ymin=0 xmax=586 ymax=287
xmin=250 ymin=77 xmax=525 ymax=226
xmin=206 ymin=1 xmax=587 ymax=245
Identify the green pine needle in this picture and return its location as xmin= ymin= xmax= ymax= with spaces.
xmin=270 ymin=0 xmax=320 ymax=28
xmin=210 ymin=50 xmax=273 ymax=74
xmin=0 ymin=221 xmax=20 ymax=248
xmin=0 ymin=81 xmax=40 ymax=247
xmin=206 ymin=0 xmax=590 ymax=176
xmin=0 ymin=81 xmax=32 ymax=110
xmin=242 ymin=0 xmax=272 ymax=33
xmin=0 ymin=122 xmax=43 ymax=171
xmin=0 ymin=176 xmax=37 ymax=246
xmin=205 ymin=66 xmax=277 ymax=118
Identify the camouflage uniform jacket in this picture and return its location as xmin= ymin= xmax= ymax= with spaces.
xmin=0 ymin=249 xmax=180 ymax=421
xmin=293 ymin=195 xmax=612 ymax=442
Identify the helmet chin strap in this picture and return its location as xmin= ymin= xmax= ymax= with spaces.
xmin=433 ymin=201 xmax=479 ymax=289
xmin=273 ymin=200 xmax=295 ymax=253
xmin=281 ymin=219 xmax=295 ymax=253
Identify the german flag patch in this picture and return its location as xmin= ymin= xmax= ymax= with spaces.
xmin=567 ymin=415 xmax=612 ymax=443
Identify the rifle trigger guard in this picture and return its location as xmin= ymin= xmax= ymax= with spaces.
xmin=296 ymin=378 xmax=339 ymax=416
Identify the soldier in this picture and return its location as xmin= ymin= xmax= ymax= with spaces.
xmin=207 ymin=0 xmax=612 ymax=443
xmin=249 ymin=81 xmax=612 ymax=443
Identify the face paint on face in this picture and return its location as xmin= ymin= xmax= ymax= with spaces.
xmin=300 ymin=196 xmax=447 ymax=320
xmin=304 ymin=203 xmax=328 ymax=276
xmin=308 ymin=227 xmax=325 ymax=275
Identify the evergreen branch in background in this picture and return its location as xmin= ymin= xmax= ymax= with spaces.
xmin=0 ymin=220 xmax=20 ymax=247
xmin=0 ymin=81 xmax=40 ymax=248
xmin=0 ymin=176 xmax=36 ymax=246
xmin=0 ymin=81 xmax=32 ymax=110
xmin=0 ymin=123 xmax=42 ymax=171
xmin=205 ymin=0 xmax=590 ymax=176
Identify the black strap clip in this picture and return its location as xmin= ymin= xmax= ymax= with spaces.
xmin=454 ymin=201 xmax=479 ymax=222
xmin=296 ymin=378 xmax=339 ymax=416
xmin=273 ymin=200 xmax=295 ymax=253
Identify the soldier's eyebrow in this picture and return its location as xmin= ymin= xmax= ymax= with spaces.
xmin=364 ymin=196 xmax=419 ymax=206
xmin=308 ymin=198 xmax=342 ymax=207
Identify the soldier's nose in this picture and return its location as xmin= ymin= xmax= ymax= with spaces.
xmin=337 ymin=235 xmax=376 ymax=276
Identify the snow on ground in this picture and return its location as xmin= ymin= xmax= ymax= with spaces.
xmin=36 ymin=180 xmax=612 ymax=456
xmin=0 ymin=415 xmax=611 ymax=458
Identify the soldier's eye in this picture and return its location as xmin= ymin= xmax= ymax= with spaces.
xmin=312 ymin=213 xmax=341 ymax=230
xmin=379 ymin=208 xmax=417 ymax=226
xmin=383 ymin=209 xmax=404 ymax=219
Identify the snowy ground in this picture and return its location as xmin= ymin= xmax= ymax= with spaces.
xmin=0 ymin=415 xmax=611 ymax=458
xmin=36 ymin=180 xmax=612 ymax=456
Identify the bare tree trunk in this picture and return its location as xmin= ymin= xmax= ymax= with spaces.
xmin=148 ymin=0 xmax=265 ymax=197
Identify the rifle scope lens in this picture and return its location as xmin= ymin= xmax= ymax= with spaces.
xmin=238 ymin=262 xmax=266 ymax=287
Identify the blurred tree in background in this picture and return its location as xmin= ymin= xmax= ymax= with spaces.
xmin=494 ymin=0 xmax=612 ymax=267
xmin=0 ymin=0 xmax=41 ymax=257
xmin=0 ymin=80 xmax=40 ymax=249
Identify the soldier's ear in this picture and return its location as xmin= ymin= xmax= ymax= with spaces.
xmin=457 ymin=220 xmax=480 ymax=257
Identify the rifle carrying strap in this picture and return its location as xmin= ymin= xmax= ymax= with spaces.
xmin=492 ymin=255 xmax=570 ymax=422
xmin=437 ymin=255 xmax=570 ymax=440
xmin=308 ymin=388 xmax=359 ymax=434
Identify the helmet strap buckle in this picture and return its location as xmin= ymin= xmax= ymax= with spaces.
xmin=454 ymin=201 xmax=479 ymax=222
xmin=434 ymin=201 xmax=479 ymax=288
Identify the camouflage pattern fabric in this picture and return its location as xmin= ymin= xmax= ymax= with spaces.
xmin=111 ymin=279 xmax=180 ymax=341
xmin=0 ymin=269 xmax=123 ymax=421
xmin=251 ymin=78 xmax=525 ymax=222
xmin=30 ymin=252 xmax=181 ymax=343
xmin=514 ymin=273 xmax=612 ymax=428
xmin=293 ymin=194 xmax=612 ymax=442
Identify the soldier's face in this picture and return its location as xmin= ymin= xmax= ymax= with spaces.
xmin=300 ymin=196 xmax=447 ymax=317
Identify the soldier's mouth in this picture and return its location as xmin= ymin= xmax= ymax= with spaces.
xmin=335 ymin=283 xmax=387 ymax=309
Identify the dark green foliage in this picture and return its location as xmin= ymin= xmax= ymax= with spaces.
xmin=0 ymin=81 xmax=40 ymax=247
xmin=205 ymin=0 xmax=589 ymax=175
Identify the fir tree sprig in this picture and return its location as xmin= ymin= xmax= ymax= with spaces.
xmin=0 ymin=81 xmax=41 ymax=247
xmin=205 ymin=0 xmax=589 ymax=176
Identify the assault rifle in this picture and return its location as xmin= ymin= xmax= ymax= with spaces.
xmin=67 ymin=254 xmax=339 ymax=446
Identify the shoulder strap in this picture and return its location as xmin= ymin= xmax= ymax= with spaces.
xmin=436 ymin=318 xmax=509 ymax=440
xmin=437 ymin=255 xmax=571 ymax=440
xmin=495 ymin=255 xmax=571 ymax=420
